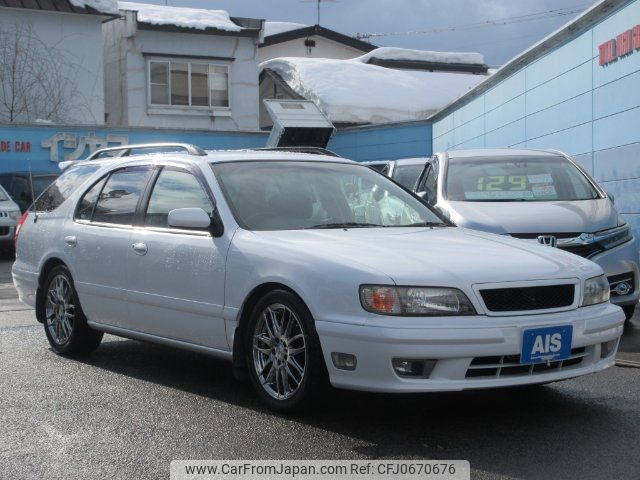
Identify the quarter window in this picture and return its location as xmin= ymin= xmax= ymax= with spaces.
xmin=144 ymin=169 xmax=213 ymax=229
xmin=148 ymin=60 xmax=229 ymax=109
xmin=92 ymin=167 xmax=152 ymax=225
xmin=34 ymin=165 xmax=99 ymax=213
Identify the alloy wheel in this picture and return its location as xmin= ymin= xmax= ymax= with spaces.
xmin=45 ymin=274 xmax=75 ymax=345
xmin=252 ymin=303 xmax=307 ymax=400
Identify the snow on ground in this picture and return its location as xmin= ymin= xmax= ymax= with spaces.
xmin=118 ymin=2 xmax=242 ymax=31
xmin=261 ymin=57 xmax=487 ymax=124
xmin=70 ymin=0 xmax=118 ymax=14
xmin=356 ymin=47 xmax=484 ymax=65
xmin=264 ymin=22 xmax=308 ymax=37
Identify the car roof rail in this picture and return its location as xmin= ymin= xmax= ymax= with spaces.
xmin=86 ymin=143 xmax=207 ymax=160
xmin=252 ymin=146 xmax=341 ymax=158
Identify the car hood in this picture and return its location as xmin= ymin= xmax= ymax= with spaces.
xmin=444 ymin=198 xmax=618 ymax=235
xmin=252 ymin=227 xmax=600 ymax=286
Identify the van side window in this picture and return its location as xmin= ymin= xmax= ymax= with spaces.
xmin=92 ymin=166 xmax=153 ymax=225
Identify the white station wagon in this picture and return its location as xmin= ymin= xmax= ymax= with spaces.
xmin=12 ymin=145 xmax=625 ymax=411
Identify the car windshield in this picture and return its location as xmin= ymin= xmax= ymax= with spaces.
xmin=212 ymin=161 xmax=447 ymax=231
xmin=393 ymin=164 xmax=424 ymax=189
xmin=445 ymin=156 xmax=601 ymax=202
xmin=0 ymin=186 xmax=8 ymax=201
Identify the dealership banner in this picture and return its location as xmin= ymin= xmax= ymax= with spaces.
xmin=0 ymin=123 xmax=266 ymax=174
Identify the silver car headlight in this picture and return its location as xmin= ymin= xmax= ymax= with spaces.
xmin=595 ymin=224 xmax=632 ymax=250
xmin=359 ymin=285 xmax=476 ymax=316
xmin=581 ymin=275 xmax=610 ymax=306
xmin=8 ymin=210 xmax=21 ymax=221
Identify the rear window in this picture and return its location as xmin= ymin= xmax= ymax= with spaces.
xmin=34 ymin=166 xmax=99 ymax=212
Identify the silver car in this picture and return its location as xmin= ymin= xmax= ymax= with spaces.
xmin=408 ymin=148 xmax=639 ymax=320
xmin=0 ymin=183 xmax=22 ymax=252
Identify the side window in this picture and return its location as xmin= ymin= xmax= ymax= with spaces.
xmin=75 ymin=177 xmax=108 ymax=221
xmin=34 ymin=165 xmax=98 ymax=212
xmin=93 ymin=167 xmax=152 ymax=225
xmin=144 ymin=168 xmax=213 ymax=228
xmin=418 ymin=161 xmax=439 ymax=206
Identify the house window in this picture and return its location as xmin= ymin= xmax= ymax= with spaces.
xmin=148 ymin=60 xmax=230 ymax=109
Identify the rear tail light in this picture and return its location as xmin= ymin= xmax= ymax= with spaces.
xmin=14 ymin=212 xmax=29 ymax=247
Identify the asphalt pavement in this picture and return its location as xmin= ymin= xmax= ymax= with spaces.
xmin=0 ymin=258 xmax=639 ymax=480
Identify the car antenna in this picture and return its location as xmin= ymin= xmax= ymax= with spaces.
xmin=28 ymin=161 xmax=38 ymax=222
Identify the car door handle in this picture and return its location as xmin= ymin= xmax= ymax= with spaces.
xmin=132 ymin=242 xmax=148 ymax=255
xmin=64 ymin=236 xmax=77 ymax=247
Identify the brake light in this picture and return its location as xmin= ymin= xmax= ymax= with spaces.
xmin=14 ymin=212 xmax=29 ymax=247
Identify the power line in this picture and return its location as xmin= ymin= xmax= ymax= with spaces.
xmin=354 ymin=4 xmax=591 ymax=41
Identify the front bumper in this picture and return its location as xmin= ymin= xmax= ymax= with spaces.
xmin=316 ymin=302 xmax=624 ymax=393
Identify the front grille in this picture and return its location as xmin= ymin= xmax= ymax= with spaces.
xmin=480 ymin=284 xmax=575 ymax=312
xmin=0 ymin=212 xmax=7 ymax=218
xmin=558 ymin=243 xmax=604 ymax=259
xmin=608 ymin=272 xmax=635 ymax=296
xmin=466 ymin=347 xmax=586 ymax=378
xmin=510 ymin=232 xmax=580 ymax=240
xmin=0 ymin=226 xmax=9 ymax=235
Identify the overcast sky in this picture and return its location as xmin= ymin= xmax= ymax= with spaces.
xmin=142 ymin=0 xmax=595 ymax=66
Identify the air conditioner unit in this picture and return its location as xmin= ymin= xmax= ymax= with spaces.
xmin=264 ymin=99 xmax=335 ymax=149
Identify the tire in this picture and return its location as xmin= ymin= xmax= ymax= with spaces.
xmin=245 ymin=289 xmax=326 ymax=412
xmin=41 ymin=265 xmax=103 ymax=356
xmin=622 ymin=304 xmax=636 ymax=321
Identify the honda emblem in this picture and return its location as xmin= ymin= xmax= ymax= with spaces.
xmin=537 ymin=235 xmax=557 ymax=247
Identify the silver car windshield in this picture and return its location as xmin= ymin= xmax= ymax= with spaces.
xmin=445 ymin=156 xmax=602 ymax=202
xmin=212 ymin=161 xmax=448 ymax=231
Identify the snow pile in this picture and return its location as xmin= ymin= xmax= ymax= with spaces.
xmin=357 ymin=47 xmax=484 ymax=66
xmin=70 ymin=0 xmax=118 ymax=14
xmin=118 ymin=2 xmax=242 ymax=32
xmin=261 ymin=57 xmax=487 ymax=124
xmin=265 ymin=22 xmax=308 ymax=37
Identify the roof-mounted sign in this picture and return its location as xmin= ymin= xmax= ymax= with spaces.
xmin=598 ymin=24 xmax=640 ymax=66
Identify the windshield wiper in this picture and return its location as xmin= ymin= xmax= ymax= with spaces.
xmin=405 ymin=221 xmax=449 ymax=227
xmin=304 ymin=222 xmax=386 ymax=229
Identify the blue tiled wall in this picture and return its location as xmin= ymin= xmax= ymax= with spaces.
xmin=433 ymin=0 xmax=640 ymax=237
xmin=328 ymin=122 xmax=432 ymax=161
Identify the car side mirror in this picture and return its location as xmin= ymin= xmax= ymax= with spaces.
xmin=167 ymin=208 xmax=211 ymax=229
xmin=606 ymin=191 xmax=615 ymax=204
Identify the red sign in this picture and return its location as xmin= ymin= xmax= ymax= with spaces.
xmin=0 ymin=140 xmax=31 ymax=153
xmin=599 ymin=24 xmax=640 ymax=66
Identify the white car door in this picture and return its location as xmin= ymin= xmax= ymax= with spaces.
xmin=124 ymin=165 xmax=230 ymax=350
xmin=71 ymin=165 xmax=154 ymax=327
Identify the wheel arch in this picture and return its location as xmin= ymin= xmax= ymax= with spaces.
xmin=35 ymin=257 xmax=68 ymax=323
xmin=231 ymin=282 xmax=312 ymax=374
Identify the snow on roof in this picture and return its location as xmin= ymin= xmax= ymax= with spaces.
xmin=261 ymin=57 xmax=487 ymax=125
xmin=118 ymin=2 xmax=243 ymax=32
xmin=356 ymin=47 xmax=485 ymax=66
xmin=70 ymin=0 xmax=118 ymax=14
xmin=264 ymin=21 xmax=308 ymax=37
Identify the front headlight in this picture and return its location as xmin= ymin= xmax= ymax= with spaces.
xmin=581 ymin=275 xmax=610 ymax=306
xmin=8 ymin=210 xmax=21 ymax=221
xmin=595 ymin=224 xmax=632 ymax=250
xmin=359 ymin=285 xmax=476 ymax=316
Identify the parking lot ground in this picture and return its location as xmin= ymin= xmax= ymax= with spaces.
xmin=0 ymin=259 xmax=639 ymax=480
